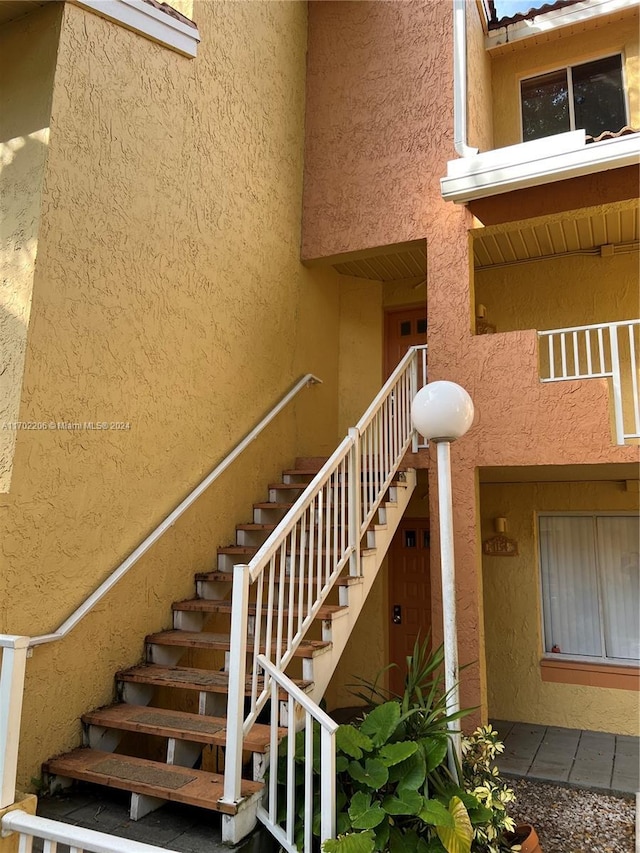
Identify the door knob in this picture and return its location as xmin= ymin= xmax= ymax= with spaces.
xmin=392 ymin=605 xmax=402 ymax=624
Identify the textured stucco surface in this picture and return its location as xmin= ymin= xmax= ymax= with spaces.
xmin=491 ymin=11 xmax=640 ymax=148
xmin=338 ymin=275 xmax=383 ymax=434
xmin=303 ymin=0 xmax=638 ymax=729
xmin=475 ymin=242 xmax=639 ymax=332
xmin=0 ymin=5 xmax=61 ymax=492
xmin=466 ymin=0 xmax=493 ymax=152
xmin=0 ymin=0 xmax=346 ymax=789
xmin=481 ymin=480 xmax=639 ymax=734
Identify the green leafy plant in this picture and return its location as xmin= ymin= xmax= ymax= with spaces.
xmin=273 ymin=640 xmax=521 ymax=853
xmin=459 ymin=726 xmax=520 ymax=853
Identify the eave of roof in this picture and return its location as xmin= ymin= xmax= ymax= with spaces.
xmin=487 ymin=0 xmax=583 ymax=29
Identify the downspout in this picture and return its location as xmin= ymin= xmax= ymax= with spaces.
xmin=453 ymin=0 xmax=478 ymax=157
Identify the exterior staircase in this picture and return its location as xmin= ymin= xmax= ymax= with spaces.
xmin=43 ymin=457 xmax=416 ymax=840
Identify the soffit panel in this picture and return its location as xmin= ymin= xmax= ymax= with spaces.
xmin=0 ymin=1 xmax=48 ymax=25
xmin=333 ymin=244 xmax=427 ymax=282
xmin=473 ymin=205 xmax=639 ymax=268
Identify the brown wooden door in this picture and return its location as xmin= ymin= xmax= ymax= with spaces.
xmin=384 ymin=305 xmax=427 ymax=378
xmin=388 ymin=517 xmax=431 ymax=697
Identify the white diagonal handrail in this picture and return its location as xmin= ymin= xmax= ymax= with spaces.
xmin=538 ymin=319 xmax=640 ymax=444
xmin=222 ymin=346 xmax=427 ymax=811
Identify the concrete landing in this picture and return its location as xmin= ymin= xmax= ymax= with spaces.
xmin=491 ymin=720 xmax=639 ymax=795
xmin=34 ymin=787 xmax=277 ymax=852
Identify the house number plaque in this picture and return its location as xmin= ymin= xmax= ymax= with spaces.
xmin=482 ymin=534 xmax=518 ymax=557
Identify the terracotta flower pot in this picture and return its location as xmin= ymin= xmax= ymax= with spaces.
xmin=507 ymin=823 xmax=542 ymax=853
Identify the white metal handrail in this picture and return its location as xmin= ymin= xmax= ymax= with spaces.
xmin=1 ymin=809 xmax=173 ymax=852
xmin=27 ymin=374 xmax=321 ymax=647
xmin=538 ymin=319 xmax=640 ymax=444
xmin=0 ymin=375 xmax=320 ymax=812
xmin=222 ymin=346 xmax=427 ymax=807
xmin=256 ymin=655 xmax=338 ymax=853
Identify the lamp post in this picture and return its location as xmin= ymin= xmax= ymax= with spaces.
xmin=410 ymin=381 xmax=474 ymax=780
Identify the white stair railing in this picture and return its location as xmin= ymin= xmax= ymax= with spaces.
xmin=1 ymin=810 xmax=174 ymax=853
xmin=257 ymin=655 xmax=338 ymax=853
xmin=222 ymin=346 xmax=427 ymax=815
xmin=538 ymin=319 xmax=640 ymax=444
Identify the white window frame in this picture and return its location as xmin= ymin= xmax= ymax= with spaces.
xmin=519 ymin=52 xmax=629 ymax=143
xmin=536 ymin=510 xmax=639 ymax=667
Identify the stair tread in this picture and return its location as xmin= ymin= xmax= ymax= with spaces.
xmin=253 ymin=502 xmax=294 ymax=509
xmin=236 ymin=523 xmax=276 ymax=531
xmin=117 ymin=664 xmax=313 ymax=695
xmin=172 ymin=599 xmax=349 ymax=619
xmin=44 ymin=748 xmax=261 ymax=814
xmin=83 ymin=704 xmax=282 ymax=752
xmin=146 ymin=630 xmax=331 ymax=657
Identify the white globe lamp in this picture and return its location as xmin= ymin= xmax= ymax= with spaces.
xmin=411 ymin=380 xmax=474 ymax=443
xmin=411 ymin=380 xmax=474 ymax=780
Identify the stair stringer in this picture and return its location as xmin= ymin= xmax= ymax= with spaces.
xmin=303 ymin=468 xmax=416 ymax=705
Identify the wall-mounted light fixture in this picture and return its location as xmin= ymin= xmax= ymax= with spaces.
xmin=483 ymin=516 xmax=518 ymax=556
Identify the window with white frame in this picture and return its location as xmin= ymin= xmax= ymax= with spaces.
xmin=539 ymin=514 xmax=639 ymax=663
xmin=521 ymin=55 xmax=627 ymax=142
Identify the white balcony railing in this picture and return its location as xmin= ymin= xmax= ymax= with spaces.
xmin=538 ymin=319 xmax=640 ymax=444
xmin=1 ymin=810 xmax=172 ymax=853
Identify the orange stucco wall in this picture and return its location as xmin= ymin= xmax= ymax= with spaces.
xmin=303 ymin=0 xmax=638 ymax=724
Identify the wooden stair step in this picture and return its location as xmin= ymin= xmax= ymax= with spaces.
xmin=117 ymin=664 xmax=312 ymax=696
xmin=236 ymin=523 xmax=276 ymax=532
xmin=82 ymin=704 xmax=281 ymax=753
xmin=253 ymin=502 xmax=294 ymax=510
xmin=44 ymin=748 xmax=261 ymax=814
xmin=146 ymin=630 xmax=331 ymax=658
xmin=217 ymin=545 xmax=367 ymax=557
xmin=172 ymin=599 xmax=348 ymax=620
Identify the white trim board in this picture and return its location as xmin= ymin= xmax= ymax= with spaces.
xmin=486 ymin=0 xmax=637 ymax=52
xmin=441 ymin=131 xmax=640 ymax=203
xmin=71 ymin=0 xmax=200 ymax=58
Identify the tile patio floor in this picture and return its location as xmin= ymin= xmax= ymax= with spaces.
xmin=491 ymin=720 xmax=639 ymax=795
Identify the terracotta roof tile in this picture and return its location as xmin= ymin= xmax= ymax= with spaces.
xmin=140 ymin=0 xmax=197 ymax=30
xmin=585 ymin=126 xmax=640 ymax=144
xmin=488 ymin=0 xmax=582 ymax=29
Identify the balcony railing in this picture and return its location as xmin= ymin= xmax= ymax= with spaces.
xmin=538 ymin=319 xmax=640 ymax=444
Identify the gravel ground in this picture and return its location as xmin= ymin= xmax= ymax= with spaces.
xmin=508 ymin=777 xmax=636 ymax=853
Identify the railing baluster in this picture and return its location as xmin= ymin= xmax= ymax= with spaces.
xmin=572 ymin=331 xmax=579 ymax=377
xmin=560 ymin=333 xmax=568 ymax=377
xmin=304 ymin=712 xmax=314 ymax=853
xmin=268 ymin=677 xmax=279 ymax=823
xmin=286 ymin=694 xmax=295 ymax=844
xmin=609 ymin=325 xmax=625 ymax=444
xmin=628 ymin=324 xmax=640 ymax=437
xmin=598 ymin=327 xmax=605 ymax=373
xmin=252 ymin=572 xmax=264 ymax=708
xmin=585 ymin=329 xmax=593 ymax=375
xmin=298 ymin=515 xmax=306 ymax=635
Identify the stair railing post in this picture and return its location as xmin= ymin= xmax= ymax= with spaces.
xmin=410 ymin=350 xmax=420 ymax=452
xmin=609 ymin=324 xmax=625 ymax=444
xmin=0 ymin=637 xmax=30 ymax=809
xmin=221 ymin=565 xmax=250 ymax=806
xmin=347 ymin=428 xmax=361 ymax=577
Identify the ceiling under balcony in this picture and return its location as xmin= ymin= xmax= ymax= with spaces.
xmin=473 ymin=203 xmax=639 ymax=269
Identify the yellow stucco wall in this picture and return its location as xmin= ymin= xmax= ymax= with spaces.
xmin=467 ymin=0 xmax=494 ymax=152
xmin=474 ymin=243 xmax=639 ymax=334
xmin=337 ymin=276 xmax=383 ymax=434
xmin=0 ymin=0 xmax=346 ymax=789
xmin=0 ymin=5 xmax=61 ymax=492
xmin=481 ymin=479 xmax=639 ymax=735
xmin=491 ymin=10 xmax=640 ymax=148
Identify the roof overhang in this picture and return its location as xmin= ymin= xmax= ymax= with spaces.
xmin=441 ymin=130 xmax=640 ymax=204
xmin=485 ymin=0 xmax=636 ymax=52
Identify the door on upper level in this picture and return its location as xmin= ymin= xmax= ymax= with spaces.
xmin=384 ymin=305 xmax=427 ymax=378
